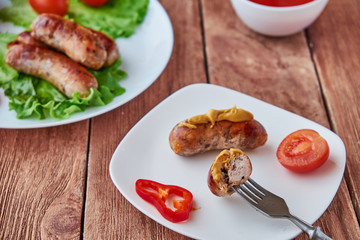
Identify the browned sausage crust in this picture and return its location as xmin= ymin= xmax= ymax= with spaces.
xmin=31 ymin=13 xmax=107 ymax=70
xmin=88 ymin=29 xmax=120 ymax=67
xmin=169 ymin=119 xmax=268 ymax=156
xmin=207 ymin=149 xmax=252 ymax=197
xmin=18 ymin=28 xmax=119 ymax=67
xmin=6 ymin=42 xmax=98 ymax=98
xmin=15 ymin=31 xmax=47 ymax=47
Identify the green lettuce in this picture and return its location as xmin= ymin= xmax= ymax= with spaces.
xmin=0 ymin=0 xmax=149 ymax=38
xmin=0 ymin=0 xmax=149 ymax=119
xmin=0 ymin=33 xmax=126 ymax=119
xmin=0 ymin=0 xmax=37 ymax=29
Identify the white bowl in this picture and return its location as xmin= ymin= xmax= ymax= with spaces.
xmin=230 ymin=0 xmax=329 ymax=36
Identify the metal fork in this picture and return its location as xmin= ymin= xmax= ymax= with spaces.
xmin=232 ymin=178 xmax=332 ymax=240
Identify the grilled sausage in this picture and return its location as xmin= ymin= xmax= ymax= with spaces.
xmin=15 ymin=31 xmax=47 ymax=47
xmin=19 ymin=28 xmax=119 ymax=67
xmin=31 ymin=13 xmax=107 ymax=70
xmin=88 ymin=29 xmax=120 ymax=66
xmin=6 ymin=42 xmax=98 ymax=98
xmin=207 ymin=148 xmax=252 ymax=197
xmin=169 ymin=119 xmax=268 ymax=156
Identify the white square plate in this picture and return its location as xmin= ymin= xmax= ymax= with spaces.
xmin=109 ymin=83 xmax=346 ymax=240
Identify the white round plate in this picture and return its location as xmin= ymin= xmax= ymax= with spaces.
xmin=109 ymin=83 xmax=346 ymax=240
xmin=0 ymin=0 xmax=173 ymax=129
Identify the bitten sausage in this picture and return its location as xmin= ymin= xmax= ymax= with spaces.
xmin=31 ymin=13 xmax=107 ymax=70
xmin=169 ymin=119 xmax=268 ymax=156
xmin=6 ymin=42 xmax=98 ymax=98
xmin=207 ymin=148 xmax=252 ymax=197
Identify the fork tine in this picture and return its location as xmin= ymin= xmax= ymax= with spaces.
xmin=232 ymin=186 xmax=259 ymax=207
xmin=239 ymin=184 xmax=262 ymax=202
xmin=243 ymin=181 xmax=265 ymax=198
xmin=247 ymin=178 xmax=271 ymax=195
xmin=239 ymin=184 xmax=263 ymax=202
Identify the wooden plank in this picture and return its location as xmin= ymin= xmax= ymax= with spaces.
xmin=83 ymin=0 xmax=206 ymax=239
xmin=307 ymin=0 xmax=360 ymax=223
xmin=0 ymin=122 xmax=89 ymax=239
xmin=201 ymin=0 xmax=359 ymax=239
xmin=201 ymin=0 xmax=327 ymax=124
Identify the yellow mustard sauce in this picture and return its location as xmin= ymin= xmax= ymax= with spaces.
xmin=182 ymin=106 xmax=253 ymax=128
xmin=211 ymin=148 xmax=244 ymax=182
xmin=178 ymin=121 xmax=197 ymax=129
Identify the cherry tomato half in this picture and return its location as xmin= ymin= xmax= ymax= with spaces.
xmin=29 ymin=0 xmax=69 ymax=16
xmin=81 ymin=0 xmax=108 ymax=7
xmin=276 ymin=129 xmax=329 ymax=173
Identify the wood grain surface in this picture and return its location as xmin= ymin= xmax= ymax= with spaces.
xmin=0 ymin=122 xmax=89 ymax=239
xmin=307 ymin=0 xmax=360 ymax=221
xmin=0 ymin=0 xmax=359 ymax=239
xmin=83 ymin=0 xmax=206 ymax=239
xmin=201 ymin=0 xmax=360 ymax=239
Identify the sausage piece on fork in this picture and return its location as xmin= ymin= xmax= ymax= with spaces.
xmin=207 ymin=148 xmax=252 ymax=197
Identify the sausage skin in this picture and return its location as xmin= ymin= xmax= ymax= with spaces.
xmin=18 ymin=29 xmax=119 ymax=67
xmin=6 ymin=42 xmax=98 ymax=98
xmin=88 ymin=29 xmax=120 ymax=67
xmin=15 ymin=31 xmax=47 ymax=47
xmin=169 ymin=119 xmax=268 ymax=156
xmin=31 ymin=13 xmax=107 ymax=70
xmin=207 ymin=148 xmax=252 ymax=197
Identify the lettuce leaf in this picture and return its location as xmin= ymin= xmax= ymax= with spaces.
xmin=0 ymin=0 xmax=149 ymax=119
xmin=0 ymin=33 xmax=18 ymax=85
xmin=0 ymin=33 xmax=126 ymax=120
xmin=0 ymin=0 xmax=149 ymax=38
xmin=0 ymin=0 xmax=37 ymax=30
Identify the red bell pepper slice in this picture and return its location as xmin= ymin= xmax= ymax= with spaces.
xmin=135 ymin=179 xmax=193 ymax=223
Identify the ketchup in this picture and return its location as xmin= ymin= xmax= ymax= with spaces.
xmin=249 ymin=0 xmax=314 ymax=7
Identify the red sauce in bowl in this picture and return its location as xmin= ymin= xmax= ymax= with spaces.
xmin=249 ymin=0 xmax=314 ymax=7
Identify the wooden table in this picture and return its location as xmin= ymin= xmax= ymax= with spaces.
xmin=1 ymin=0 xmax=360 ymax=239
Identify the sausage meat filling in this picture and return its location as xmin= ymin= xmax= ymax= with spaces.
xmin=208 ymin=148 xmax=252 ymax=197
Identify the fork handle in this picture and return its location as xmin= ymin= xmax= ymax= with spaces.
xmin=288 ymin=215 xmax=333 ymax=240
xmin=312 ymin=227 xmax=333 ymax=240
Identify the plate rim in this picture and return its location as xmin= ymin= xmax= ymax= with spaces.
xmin=0 ymin=0 xmax=174 ymax=129
xmin=109 ymin=83 xmax=346 ymax=240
